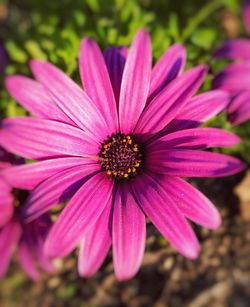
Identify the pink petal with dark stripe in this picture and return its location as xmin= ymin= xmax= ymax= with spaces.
xmin=214 ymin=39 xmax=250 ymax=61
xmin=131 ymin=173 xmax=200 ymax=259
xmin=135 ymin=65 xmax=207 ymax=137
xmin=18 ymin=238 xmax=40 ymax=281
xmin=79 ymin=38 xmax=119 ymax=133
xmin=119 ymin=29 xmax=152 ymax=134
xmin=0 ymin=218 xmax=22 ymax=277
xmin=2 ymin=157 xmax=95 ymax=190
xmin=228 ymin=91 xmax=250 ymax=125
xmin=5 ymin=76 xmax=74 ymax=125
xmin=112 ymin=184 xmax=146 ymax=281
xmin=104 ymin=46 xmax=127 ymax=103
xmin=165 ymin=90 xmax=229 ymax=133
xmin=45 ymin=172 xmax=114 ymax=258
xmin=23 ymin=163 xmax=100 ymax=222
xmin=0 ymin=117 xmax=98 ymax=160
xmin=160 ymin=176 xmax=221 ymax=229
xmin=147 ymin=128 xmax=241 ymax=150
xmin=148 ymin=44 xmax=186 ymax=101
xmin=146 ymin=149 xmax=245 ymax=177
xmin=78 ymin=203 xmax=112 ymax=277
xmin=30 ymin=60 xmax=110 ymax=141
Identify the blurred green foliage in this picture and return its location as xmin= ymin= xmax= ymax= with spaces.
xmin=0 ymin=0 xmax=249 ymax=162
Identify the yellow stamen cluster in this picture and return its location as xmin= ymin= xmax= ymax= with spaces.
xmin=99 ymin=134 xmax=143 ymax=181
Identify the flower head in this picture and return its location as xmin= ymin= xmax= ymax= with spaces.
xmin=0 ymin=148 xmax=52 ymax=280
xmin=1 ymin=29 xmax=245 ymax=280
xmin=213 ymin=2 xmax=250 ymax=125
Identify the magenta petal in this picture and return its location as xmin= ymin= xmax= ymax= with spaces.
xmin=213 ymin=63 xmax=250 ymax=92
xmin=135 ymin=65 xmax=207 ymax=137
xmin=148 ymin=44 xmax=186 ymax=101
xmin=45 ymin=172 xmax=114 ymax=258
xmin=214 ymin=39 xmax=250 ymax=61
xmin=243 ymin=0 xmax=250 ymax=33
xmin=165 ymin=90 xmax=229 ymax=133
xmin=2 ymin=157 xmax=94 ymax=190
xmin=119 ymin=29 xmax=152 ymax=134
xmin=5 ymin=75 xmax=74 ymax=125
xmin=78 ymin=203 xmax=112 ymax=277
xmin=104 ymin=46 xmax=127 ymax=103
xmin=0 ymin=218 xmax=22 ymax=277
xmin=23 ymin=163 xmax=100 ymax=222
xmin=228 ymin=91 xmax=250 ymax=125
xmin=18 ymin=238 xmax=40 ymax=281
xmin=0 ymin=179 xmax=13 ymax=227
xmin=160 ymin=176 xmax=221 ymax=229
xmin=131 ymin=173 xmax=200 ymax=259
xmin=79 ymin=38 xmax=119 ymax=133
xmin=148 ymin=128 xmax=241 ymax=150
xmin=30 ymin=60 xmax=110 ymax=141
xmin=146 ymin=149 xmax=245 ymax=177
xmin=0 ymin=117 xmax=98 ymax=160
xmin=113 ymin=184 xmax=146 ymax=281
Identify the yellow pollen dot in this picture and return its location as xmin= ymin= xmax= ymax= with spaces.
xmin=135 ymin=162 xmax=140 ymax=167
xmin=124 ymin=173 xmax=128 ymax=178
xmin=133 ymin=147 xmax=138 ymax=152
xmin=107 ymin=170 xmax=112 ymax=175
xmin=132 ymin=168 xmax=136 ymax=172
xmin=128 ymin=168 xmax=131 ymax=173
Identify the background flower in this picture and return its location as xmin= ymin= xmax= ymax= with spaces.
xmin=0 ymin=148 xmax=53 ymax=280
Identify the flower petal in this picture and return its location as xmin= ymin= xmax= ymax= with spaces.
xmin=0 ymin=218 xmax=22 ymax=277
xmin=113 ymin=184 xmax=146 ymax=281
xmin=146 ymin=149 xmax=245 ymax=177
xmin=0 ymin=117 xmax=98 ymax=160
xmin=104 ymin=46 xmax=127 ymax=103
xmin=214 ymin=39 xmax=250 ymax=61
xmin=147 ymin=128 xmax=241 ymax=150
xmin=160 ymin=176 xmax=221 ymax=229
xmin=213 ymin=63 xmax=250 ymax=92
xmin=23 ymin=163 xmax=100 ymax=222
xmin=119 ymin=29 xmax=152 ymax=134
xmin=148 ymin=44 xmax=186 ymax=101
xmin=79 ymin=38 xmax=119 ymax=133
xmin=18 ymin=238 xmax=40 ymax=281
xmin=135 ymin=65 xmax=207 ymax=137
xmin=228 ymin=91 xmax=250 ymax=125
xmin=2 ymin=157 xmax=95 ymax=190
xmin=45 ymin=172 xmax=114 ymax=258
xmin=0 ymin=178 xmax=13 ymax=227
xmin=78 ymin=203 xmax=112 ymax=278
xmin=165 ymin=90 xmax=229 ymax=133
xmin=30 ymin=60 xmax=110 ymax=141
xmin=131 ymin=173 xmax=200 ymax=259
xmin=5 ymin=75 xmax=73 ymax=125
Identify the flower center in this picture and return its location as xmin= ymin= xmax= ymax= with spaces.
xmin=99 ymin=134 xmax=143 ymax=181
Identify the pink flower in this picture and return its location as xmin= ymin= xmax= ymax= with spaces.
xmin=0 ymin=148 xmax=53 ymax=280
xmin=213 ymin=40 xmax=250 ymax=124
xmin=1 ymin=29 xmax=244 ymax=280
xmin=213 ymin=1 xmax=250 ymax=125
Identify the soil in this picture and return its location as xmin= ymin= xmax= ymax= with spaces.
xmin=0 ymin=170 xmax=250 ymax=307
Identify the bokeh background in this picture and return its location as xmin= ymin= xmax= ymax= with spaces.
xmin=0 ymin=0 xmax=249 ymax=306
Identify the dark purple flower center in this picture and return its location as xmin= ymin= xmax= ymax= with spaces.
xmin=99 ymin=134 xmax=143 ymax=181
